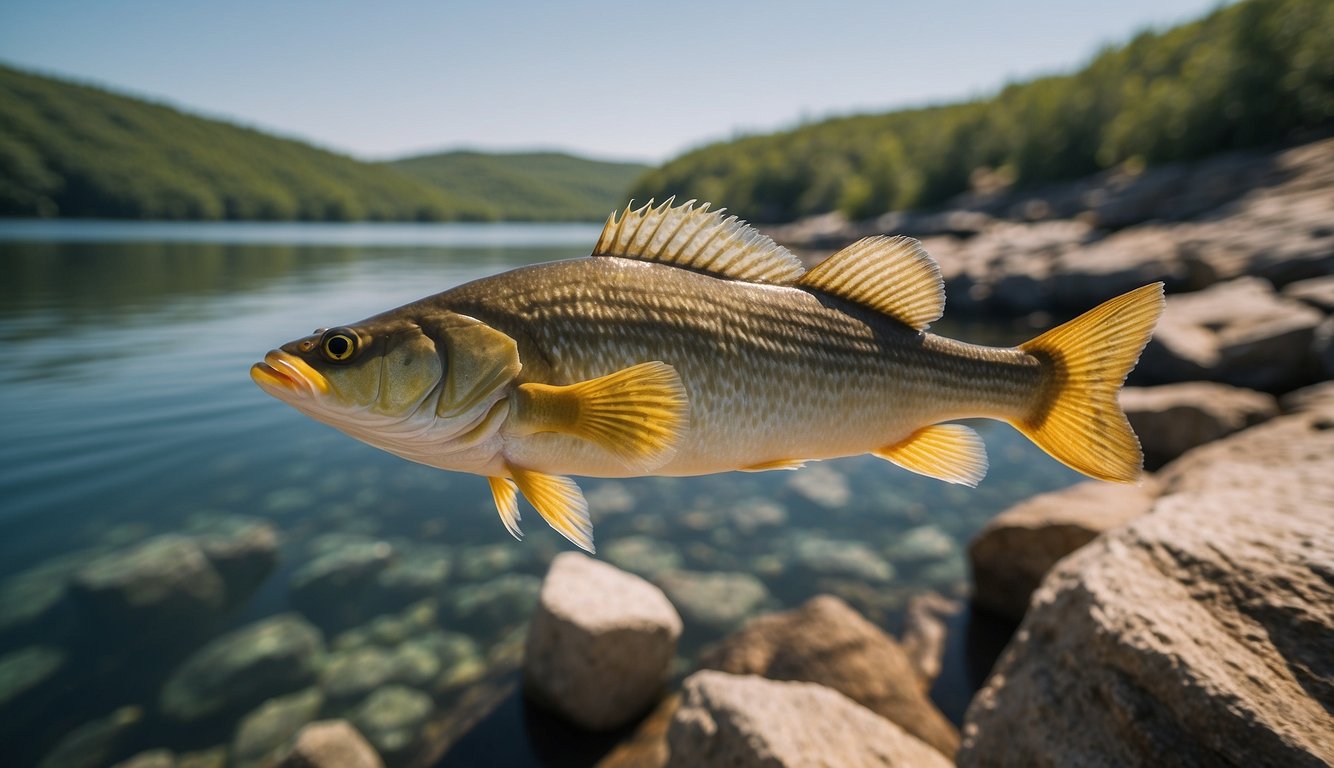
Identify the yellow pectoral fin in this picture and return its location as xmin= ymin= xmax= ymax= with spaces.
xmin=488 ymin=476 xmax=522 ymax=541
xmin=874 ymin=424 xmax=989 ymax=487
xmin=510 ymin=361 xmax=689 ymax=472
xmin=741 ymin=458 xmax=810 ymax=472
xmin=509 ymin=465 xmax=594 ymax=553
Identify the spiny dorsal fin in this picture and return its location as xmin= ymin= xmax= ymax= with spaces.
xmin=797 ymin=236 xmax=944 ymax=330
xmin=594 ymin=198 xmax=805 ymax=285
xmin=874 ymin=424 xmax=988 ymax=487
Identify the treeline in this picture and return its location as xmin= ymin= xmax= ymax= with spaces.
xmin=0 ymin=66 xmax=645 ymax=221
xmin=631 ymin=0 xmax=1334 ymax=223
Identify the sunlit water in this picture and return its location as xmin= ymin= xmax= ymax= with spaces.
xmin=0 ymin=221 xmax=1082 ymax=766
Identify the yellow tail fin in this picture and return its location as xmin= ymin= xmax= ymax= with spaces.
xmin=1015 ymin=283 xmax=1165 ymax=483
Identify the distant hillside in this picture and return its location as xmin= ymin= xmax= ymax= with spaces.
xmin=631 ymin=0 xmax=1334 ymax=223
xmin=0 ymin=66 xmax=642 ymax=221
xmin=390 ymin=151 xmax=647 ymax=222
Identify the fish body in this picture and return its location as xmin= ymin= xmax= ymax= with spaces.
xmin=253 ymin=200 xmax=1164 ymax=551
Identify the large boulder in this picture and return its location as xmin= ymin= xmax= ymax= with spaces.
xmin=698 ymin=594 xmax=958 ymax=757
xmin=1138 ymin=277 xmax=1323 ymax=392
xmin=524 ymin=553 xmax=682 ymax=730
xmin=277 ymin=720 xmax=384 ymax=768
xmin=160 ymin=613 xmax=325 ymax=723
xmin=1121 ymin=382 xmax=1278 ymax=469
xmin=968 ymin=479 xmax=1158 ymax=622
xmin=667 ymin=671 xmax=951 ymax=768
xmin=959 ymin=408 xmax=1334 ymax=767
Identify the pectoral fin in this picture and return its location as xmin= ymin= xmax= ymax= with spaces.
xmin=488 ymin=476 xmax=523 ymax=541
xmin=509 ymin=361 xmax=689 ymax=472
xmin=874 ymin=424 xmax=988 ymax=487
xmin=509 ymin=465 xmax=594 ymax=553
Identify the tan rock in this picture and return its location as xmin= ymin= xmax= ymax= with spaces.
xmin=668 ymin=672 xmax=952 ymax=768
xmin=959 ymin=409 xmax=1334 ymax=767
xmin=968 ymin=479 xmax=1158 ymax=621
xmin=900 ymin=592 xmax=963 ymax=689
xmin=698 ymin=594 xmax=958 ymax=757
xmin=1121 ymin=382 xmax=1278 ymax=469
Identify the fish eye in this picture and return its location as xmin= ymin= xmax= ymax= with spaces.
xmin=320 ymin=329 xmax=358 ymax=362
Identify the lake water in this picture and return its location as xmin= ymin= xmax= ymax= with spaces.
xmin=0 ymin=221 xmax=1082 ymax=767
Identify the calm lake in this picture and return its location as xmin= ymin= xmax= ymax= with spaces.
xmin=0 ymin=221 xmax=1082 ymax=767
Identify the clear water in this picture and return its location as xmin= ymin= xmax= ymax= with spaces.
xmin=0 ymin=221 xmax=1081 ymax=766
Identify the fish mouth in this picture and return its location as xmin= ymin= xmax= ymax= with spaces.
xmin=250 ymin=351 xmax=329 ymax=397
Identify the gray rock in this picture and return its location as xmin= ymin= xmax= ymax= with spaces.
xmin=277 ymin=720 xmax=384 ymax=768
xmin=372 ymin=550 xmax=449 ymax=611
xmin=969 ymin=479 xmax=1159 ymax=621
xmin=790 ymin=535 xmax=895 ymax=582
xmin=884 ymin=525 xmax=957 ymax=565
xmin=0 ymin=644 xmax=63 ymax=710
xmin=654 ymin=570 xmax=770 ymax=633
xmin=0 ymin=552 xmax=86 ymax=638
xmin=320 ymin=641 xmax=441 ymax=705
xmin=453 ymin=543 xmax=524 ymax=582
xmin=524 ymin=553 xmax=682 ymax=730
xmin=900 ymin=592 xmax=963 ymax=689
xmin=1050 ymin=226 xmax=1189 ymax=310
xmin=350 ymin=686 xmax=433 ymax=764
xmin=161 ymin=613 xmax=325 ymax=722
xmin=959 ymin=408 xmax=1334 ymax=767
xmin=111 ymin=750 xmax=176 ymax=768
xmin=37 ymin=706 xmax=143 ymax=768
xmin=699 ymin=595 xmax=958 ymax=757
xmin=332 ymin=600 xmax=439 ymax=651
xmin=1139 ymin=277 xmax=1324 ymax=391
xmin=189 ymin=516 xmax=279 ymax=609
xmin=786 ymin=464 xmax=850 ymax=508
xmin=603 ymin=536 xmax=683 ymax=579
xmin=443 ymin=574 xmax=541 ymax=633
xmin=668 ymin=671 xmax=952 ymax=768
xmin=290 ymin=539 xmax=394 ymax=631
xmin=70 ymin=535 xmax=225 ymax=638
xmin=1121 ymin=382 xmax=1278 ymax=469
xmin=232 ymin=688 xmax=324 ymax=767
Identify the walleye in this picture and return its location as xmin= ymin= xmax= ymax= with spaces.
xmin=252 ymin=199 xmax=1164 ymax=553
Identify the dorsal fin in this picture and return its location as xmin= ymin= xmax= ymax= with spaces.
xmin=797 ymin=236 xmax=944 ymax=330
xmin=593 ymin=198 xmax=805 ymax=285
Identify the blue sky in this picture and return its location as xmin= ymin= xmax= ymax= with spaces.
xmin=0 ymin=0 xmax=1230 ymax=163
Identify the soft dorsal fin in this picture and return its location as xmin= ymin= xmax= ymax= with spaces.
xmin=797 ymin=236 xmax=944 ymax=330
xmin=593 ymin=198 xmax=805 ymax=285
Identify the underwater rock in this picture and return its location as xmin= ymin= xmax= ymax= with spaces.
xmin=425 ymin=630 xmax=486 ymax=692
xmin=884 ymin=525 xmax=957 ymax=565
xmin=789 ymin=535 xmax=895 ymax=583
xmin=524 ymin=553 xmax=682 ymax=730
xmin=320 ymin=641 xmax=440 ymax=705
xmin=0 ymin=644 xmax=64 ymax=711
xmin=900 ymin=592 xmax=963 ymax=689
xmin=36 ymin=705 xmax=143 ymax=768
xmin=668 ymin=671 xmax=951 ymax=768
xmin=1139 ymin=277 xmax=1323 ymax=392
xmin=232 ymin=687 xmax=325 ymax=767
xmin=968 ymin=479 xmax=1159 ymax=622
xmin=785 ymin=463 xmax=850 ymax=508
xmin=371 ymin=549 xmax=449 ymax=612
xmin=959 ymin=408 xmax=1334 ymax=766
xmin=723 ymin=497 xmax=788 ymax=535
xmin=349 ymin=685 xmax=433 ymax=765
xmin=332 ymin=600 xmax=439 ymax=651
xmin=111 ymin=750 xmax=176 ymax=768
xmin=160 ymin=613 xmax=325 ymax=723
xmin=698 ymin=594 xmax=958 ymax=757
xmin=1121 ymin=382 xmax=1278 ymax=469
xmin=653 ymin=570 xmax=770 ymax=634
xmin=442 ymin=574 xmax=541 ymax=633
xmin=289 ymin=538 xmax=395 ymax=632
xmin=276 ymin=720 xmax=384 ymax=768
xmin=70 ymin=534 xmax=226 ymax=639
xmin=603 ymin=536 xmax=684 ymax=579
xmin=593 ymin=693 xmax=678 ymax=768
xmin=0 ymin=551 xmax=87 ymax=641
xmin=585 ymin=481 xmax=637 ymax=516
xmin=453 ymin=543 xmax=525 ymax=583
xmin=189 ymin=516 xmax=279 ymax=610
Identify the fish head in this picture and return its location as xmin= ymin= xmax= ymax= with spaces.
xmin=251 ymin=310 xmax=521 ymax=464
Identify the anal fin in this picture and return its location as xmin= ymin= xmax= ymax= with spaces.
xmin=509 ymin=465 xmax=594 ymax=553
xmin=510 ymin=361 xmax=689 ymax=472
xmin=488 ymin=476 xmax=522 ymax=541
xmin=741 ymin=458 xmax=809 ymax=472
xmin=873 ymin=424 xmax=988 ymax=487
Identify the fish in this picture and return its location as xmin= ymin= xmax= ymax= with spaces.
xmin=252 ymin=199 xmax=1164 ymax=553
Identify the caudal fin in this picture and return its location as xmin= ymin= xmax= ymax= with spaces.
xmin=1015 ymin=283 xmax=1165 ymax=483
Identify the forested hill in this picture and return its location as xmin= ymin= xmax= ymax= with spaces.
xmin=0 ymin=66 xmax=644 ymax=221
xmin=389 ymin=151 xmax=647 ymax=222
xmin=631 ymin=0 xmax=1334 ymax=223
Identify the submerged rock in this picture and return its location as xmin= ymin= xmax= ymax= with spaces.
xmin=70 ymin=535 xmax=225 ymax=639
xmin=654 ymin=570 xmax=770 ymax=633
xmin=289 ymin=538 xmax=394 ymax=631
xmin=36 ymin=705 xmax=143 ymax=768
xmin=668 ymin=671 xmax=951 ymax=768
xmin=524 ymin=553 xmax=682 ymax=730
xmin=277 ymin=720 xmax=384 ymax=768
xmin=959 ymin=409 xmax=1334 ymax=767
xmin=350 ymin=685 xmax=433 ymax=765
xmin=1122 ymin=382 xmax=1278 ymax=469
xmin=232 ymin=688 xmax=324 ymax=767
xmin=603 ymin=536 xmax=684 ymax=579
xmin=968 ymin=479 xmax=1158 ymax=622
xmin=790 ymin=535 xmax=895 ymax=583
xmin=786 ymin=463 xmax=850 ymax=508
xmin=699 ymin=595 xmax=958 ymax=757
xmin=188 ymin=515 xmax=279 ymax=610
xmin=161 ymin=613 xmax=325 ymax=723
xmin=443 ymin=574 xmax=541 ymax=633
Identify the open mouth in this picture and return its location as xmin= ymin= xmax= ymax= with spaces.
xmin=250 ymin=351 xmax=328 ymax=396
